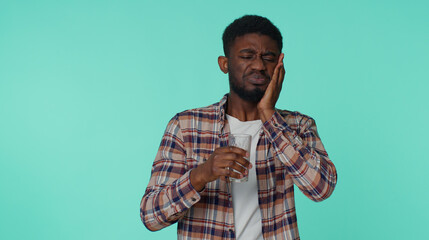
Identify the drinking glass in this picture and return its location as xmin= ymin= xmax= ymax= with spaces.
xmin=228 ymin=134 xmax=251 ymax=183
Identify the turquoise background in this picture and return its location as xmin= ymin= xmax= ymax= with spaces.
xmin=1 ymin=0 xmax=428 ymax=239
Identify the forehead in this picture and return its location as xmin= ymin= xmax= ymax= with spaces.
xmin=230 ymin=33 xmax=279 ymax=54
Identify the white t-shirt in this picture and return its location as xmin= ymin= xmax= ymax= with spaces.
xmin=226 ymin=114 xmax=264 ymax=240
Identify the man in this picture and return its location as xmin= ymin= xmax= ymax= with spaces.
xmin=140 ymin=15 xmax=337 ymax=239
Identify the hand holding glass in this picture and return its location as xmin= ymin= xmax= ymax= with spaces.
xmin=228 ymin=134 xmax=251 ymax=183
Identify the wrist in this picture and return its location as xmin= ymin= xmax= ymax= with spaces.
xmin=190 ymin=166 xmax=206 ymax=192
xmin=258 ymin=108 xmax=275 ymax=123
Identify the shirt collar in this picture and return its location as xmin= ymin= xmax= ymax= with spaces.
xmin=217 ymin=94 xmax=229 ymax=134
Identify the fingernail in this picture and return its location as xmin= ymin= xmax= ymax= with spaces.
xmin=246 ymin=152 xmax=250 ymax=158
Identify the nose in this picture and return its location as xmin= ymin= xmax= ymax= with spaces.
xmin=251 ymin=55 xmax=266 ymax=71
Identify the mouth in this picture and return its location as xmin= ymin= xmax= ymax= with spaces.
xmin=247 ymin=74 xmax=270 ymax=85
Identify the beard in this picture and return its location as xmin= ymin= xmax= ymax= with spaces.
xmin=229 ymin=74 xmax=267 ymax=103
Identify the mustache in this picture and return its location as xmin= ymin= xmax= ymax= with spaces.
xmin=244 ymin=71 xmax=270 ymax=79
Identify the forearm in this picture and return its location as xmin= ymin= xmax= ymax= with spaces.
xmin=278 ymin=143 xmax=337 ymax=201
xmin=258 ymin=108 xmax=275 ymax=123
xmin=140 ymin=170 xmax=201 ymax=231
xmin=263 ymin=111 xmax=337 ymax=202
xmin=189 ymin=166 xmax=207 ymax=192
xmin=140 ymin=115 xmax=201 ymax=230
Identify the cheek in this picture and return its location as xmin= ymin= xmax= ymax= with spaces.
xmin=238 ymin=64 xmax=250 ymax=76
xmin=230 ymin=63 xmax=246 ymax=77
xmin=267 ymin=65 xmax=277 ymax=76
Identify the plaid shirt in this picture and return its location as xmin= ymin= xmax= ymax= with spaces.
xmin=141 ymin=95 xmax=337 ymax=239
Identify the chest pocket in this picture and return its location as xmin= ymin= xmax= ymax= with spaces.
xmin=186 ymin=151 xmax=209 ymax=170
xmin=185 ymin=133 xmax=226 ymax=170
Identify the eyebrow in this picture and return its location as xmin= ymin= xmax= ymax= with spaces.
xmin=239 ymin=49 xmax=256 ymax=54
xmin=262 ymin=51 xmax=276 ymax=56
xmin=239 ymin=49 xmax=277 ymax=56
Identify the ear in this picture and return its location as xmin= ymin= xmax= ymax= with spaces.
xmin=218 ymin=56 xmax=228 ymax=74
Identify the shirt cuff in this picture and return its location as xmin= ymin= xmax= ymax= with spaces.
xmin=172 ymin=170 xmax=202 ymax=212
xmin=263 ymin=110 xmax=300 ymax=146
xmin=262 ymin=110 xmax=317 ymax=172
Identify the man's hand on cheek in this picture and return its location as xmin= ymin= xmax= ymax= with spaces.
xmin=257 ymin=53 xmax=285 ymax=122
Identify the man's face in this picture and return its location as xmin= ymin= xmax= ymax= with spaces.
xmin=226 ymin=33 xmax=280 ymax=103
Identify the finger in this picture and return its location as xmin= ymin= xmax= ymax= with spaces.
xmin=221 ymin=166 xmax=244 ymax=179
xmin=213 ymin=155 xmax=251 ymax=175
xmin=277 ymin=64 xmax=285 ymax=88
xmin=274 ymin=53 xmax=284 ymax=73
xmin=233 ymin=156 xmax=252 ymax=169
xmin=271 ymin=61 xmax=281 ymax=84
xmin=274 ymin=55 xmax=285 ymax=89
xmin=229 ymin=170 xmax=244 ymax=179
xmin=266 ymin=54 xmax=283 ymax=91
xmin=278 ymin=53 xmax=284 ymax=64
xmin=219 ymin=156 xmax=251 ymax=171
xmin=274 ymin=53 xmax=284 ymax=82
xmin=217 ymin=146 xmax=248 ymax=158
xmin=263 ymin=71 xmax=277 ymax=101
xmin=228 ymin=161 xmax=248 ymax=175
xmin=216 ymin=153 xmax=249 ymax=164
xmin=221 ymin=167 xmax=233 ymax=177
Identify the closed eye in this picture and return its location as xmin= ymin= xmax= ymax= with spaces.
xmin=240 ymin=55 xmax=253 ymax=59
xmin=262 ymin=54 xmax=276 ymax=62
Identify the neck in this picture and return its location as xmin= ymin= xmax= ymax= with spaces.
xmin=226 ymin=92 xmax=260 ymax=121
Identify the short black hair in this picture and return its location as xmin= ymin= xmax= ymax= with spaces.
xmin=222 ymin=15 xmax=283 ymax=57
